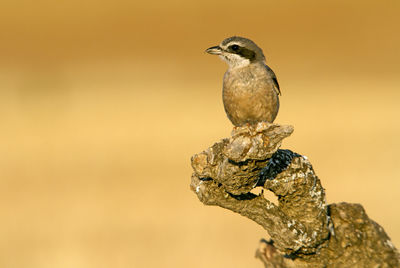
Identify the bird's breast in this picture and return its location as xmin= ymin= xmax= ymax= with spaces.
xmin=222 ymin=66 xmax=279 ymax=126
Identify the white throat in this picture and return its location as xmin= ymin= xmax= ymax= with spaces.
xmin=219 ymin=53 xmax=250 ymax=69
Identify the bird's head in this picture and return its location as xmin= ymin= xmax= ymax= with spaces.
xmin=206 ymin=36 xmax=265 ymax=69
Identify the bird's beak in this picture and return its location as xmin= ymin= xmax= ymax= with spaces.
xmin=206 ymin=46 xmax=223 ymax=55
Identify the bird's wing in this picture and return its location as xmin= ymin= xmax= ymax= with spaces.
xmin=264 ymin=65 xmax=281 ymax=96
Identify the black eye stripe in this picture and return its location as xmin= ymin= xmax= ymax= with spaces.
xmin=239 ymin=48 xmax=256 ymax=61
xmin=227 ymin=45 xmax=256 ymax=61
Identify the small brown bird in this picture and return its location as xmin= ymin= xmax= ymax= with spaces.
xmin=206 ymin=36 xmax=281 ymax=126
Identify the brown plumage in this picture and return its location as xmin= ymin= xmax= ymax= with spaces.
xmin=206 ymin=36 xmax=280 ymax=126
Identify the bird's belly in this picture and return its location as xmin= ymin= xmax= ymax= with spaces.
xmin=223 ymin=87 xmax=278 ymax=126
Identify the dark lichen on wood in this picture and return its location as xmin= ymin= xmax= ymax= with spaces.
xmin=190 ymin=122 xmax=400 ymax=267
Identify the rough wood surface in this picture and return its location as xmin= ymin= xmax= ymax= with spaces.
xmin=190 ymin=122 xmax=400 ymax=267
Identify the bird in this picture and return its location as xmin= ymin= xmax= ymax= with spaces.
xmin=206 ymin=36 xmax=281 ymax=127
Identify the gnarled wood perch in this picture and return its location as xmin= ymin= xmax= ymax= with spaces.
xmin=190 ymin=122 xmax=400 ymax=267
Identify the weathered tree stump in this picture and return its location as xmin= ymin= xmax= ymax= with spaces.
xmin=190 ymin=122 xmax=400 ymax=267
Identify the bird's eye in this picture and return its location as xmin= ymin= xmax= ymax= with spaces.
xmin=230 ymin=44 xmax=240 ymax=51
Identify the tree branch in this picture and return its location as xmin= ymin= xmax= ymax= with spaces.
xmin=190 ymin=122 xmax=400 ymax=267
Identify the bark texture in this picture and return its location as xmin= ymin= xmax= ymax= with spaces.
xmin=190 ymin=122 xmax=400 ymax=267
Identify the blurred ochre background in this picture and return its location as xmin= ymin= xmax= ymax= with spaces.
xmin=1 ymin=0 xmax=400 ymax=267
